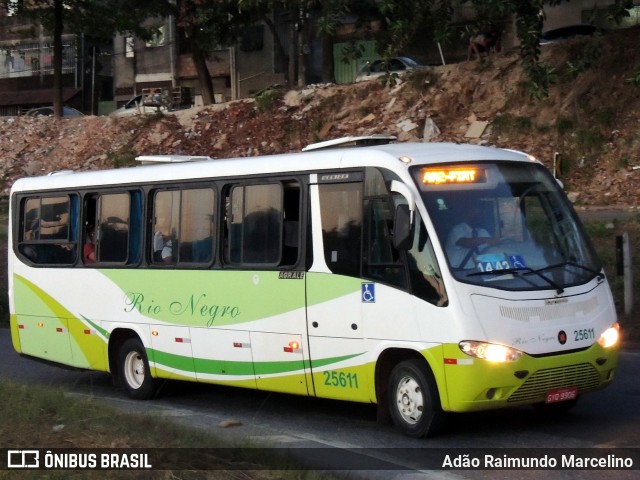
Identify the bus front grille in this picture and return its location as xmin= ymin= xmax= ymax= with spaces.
xmin=507 ymin=363 xmax=601 ymax=404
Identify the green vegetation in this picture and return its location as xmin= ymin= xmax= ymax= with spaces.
xmin=526 ymin=61 xmax=557 ymax=100
xmin=0 ymin=379 xmax=331 ymax=479
xmin=254 ymin=88 xmax=282 ymax=114
xmin=491 ymin=113 xmax=533 ymax=138
xmin=106 ymin=147 xmax=138 ymax=169
xmin=583 ymin=215 xmax=640 ymax=339
xmin=625 ymin=69 xmax=640 ymax=86
xmin=563 ymin=37 xmax=604 ymax=79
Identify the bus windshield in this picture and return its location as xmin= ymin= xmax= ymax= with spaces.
xmin=412 ymin=161 xmax=602 ymax=291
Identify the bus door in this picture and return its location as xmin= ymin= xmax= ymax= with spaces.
xmin=306 ymin=172 xmax=370 ymax=402
xmin=216 ymin=181 xmax=310 ymax=395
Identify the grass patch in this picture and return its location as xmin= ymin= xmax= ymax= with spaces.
xmin=491 ymin=113 xmax=533 ymax=138
xmin=0 ymin=379 xmax=332 ymax=479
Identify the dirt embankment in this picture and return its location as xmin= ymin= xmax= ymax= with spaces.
xmin=1 ymin=26 xmax=639 ymax=206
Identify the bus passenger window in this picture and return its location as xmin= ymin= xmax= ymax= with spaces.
xmin=18 ymin=195 xmax=78 ymax=265
xmin=318 ymin=182 xmax=362 ymax=277
xmin=281 ymin=182 xmax=301 ymax=266
xmin=151 ymin=187 xmax=215 ymax=265
xmin=225 ymin=183 xmax=282 ymax=265
xmin=407 ymin=211 xmax=447 ymax=306
xmin=180 ymin=188 xmax=215 ymax=264
xmin=97 ymin=193 xmax=130 ymax=263
xmin=364 ymin=196 xmax=406 ymax=288
xmin=152 ymin=190 xmax=179 ymax=265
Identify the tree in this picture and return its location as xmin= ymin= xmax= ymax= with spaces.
xmin=237 ymin=1 xmax=353 ymax=87
xmin=175 ymin=0 xmax=254 ymax=105
xmin=375 ymin=0 xmax=633 ymax=97
xmin=6 ymin=0 xmax=170 ymax=117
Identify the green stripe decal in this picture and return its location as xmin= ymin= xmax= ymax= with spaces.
xmin=149 ymin=349 xmax=199 ymax=373
xmin=149 ymin=349 xmax=363 ymax=376
xmin=80 ymin=315 xmax=110 ymax=339
xmin=309 ymin=353 xmax=363 ymax=369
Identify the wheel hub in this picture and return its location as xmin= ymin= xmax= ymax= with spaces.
xmin=396 ymin=376 xmax=424 ymax=424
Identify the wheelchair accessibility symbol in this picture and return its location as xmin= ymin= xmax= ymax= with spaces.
xmin=509 ymin=255 xmax=526 ymax=269
xmin=362 ymin=282 xmax=375 ymax=303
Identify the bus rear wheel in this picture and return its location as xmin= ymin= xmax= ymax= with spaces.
xmin=117 ymin=338 xmax=157 ymax=400
xmin=388 ymin=359 xmax=445 ymax=438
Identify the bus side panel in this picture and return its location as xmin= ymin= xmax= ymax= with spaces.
xmin=190 ymin=327 xmax=256 ymax=388
xmin=102 ymin=269 xmax=309 ymax=393
xmin=9 ymin=314 xmax=22 ymax=354
xmin=12 ymin=273 xmax=108 ymax=370
xmin=147 ymin=324 xmax=196 ymax=380
xmin=306 ymin=272 xmax=373 ymax=403
xmin=250 ymin=332 xmax=309 ymax=395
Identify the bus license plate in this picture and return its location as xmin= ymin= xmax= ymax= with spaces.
xmin=545 ymin=386 xmax=578 ymax=404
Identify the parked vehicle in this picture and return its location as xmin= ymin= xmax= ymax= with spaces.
xmin=355 ymin=56 xmax=423 ymax=82
xmin=109 ymin=94 xmax=168 ymax=117
xmin=25 ymin=106 xmax=84 ymax=117
xmin=540 ymin=24 xmax=597 ymax=45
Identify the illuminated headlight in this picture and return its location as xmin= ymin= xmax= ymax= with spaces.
xmin=597 ymin=323 xmax=620 ymax=348
xmin=459 ymin=341 xmax=523 ymax=363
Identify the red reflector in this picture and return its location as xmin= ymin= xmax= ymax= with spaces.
xmin=175 ymin=338 xmax=183 ymax=343
xmin=233 ymin=342 xmax=243 ymax=348
xmin=18 ymin=324 xmax=25 ymax=329
xmin=56 ymin=328 xmax=63 ymax=333
xmin=283 ymin=347 xmax=293 ymax=353
xmin=444 ymin=358 xmax=458 ymax=365
xmin=84 ymin=329 xmax=91 ymax=335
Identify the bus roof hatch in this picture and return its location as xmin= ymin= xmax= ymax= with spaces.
xmin=302 ymin=135 xmax=396 ymax=152
xmin=135 ymin=155 xmax=213 ymax=165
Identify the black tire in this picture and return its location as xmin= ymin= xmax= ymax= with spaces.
xmin=388 ymin=359 xmax=446 ymax=438
xmin=117 ymin=337 xmax=157 ymax=400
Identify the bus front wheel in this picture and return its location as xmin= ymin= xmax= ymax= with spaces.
xmin=117 ymin=338 xmax=157 ymax=400
xmin=388 ymin=359 xmax=445 ymax=438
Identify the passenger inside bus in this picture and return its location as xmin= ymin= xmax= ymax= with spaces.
xmin=161 ymin=239 xmax=174 ymax=263
xmin=83 ymin=225 xmax=96 ymax=264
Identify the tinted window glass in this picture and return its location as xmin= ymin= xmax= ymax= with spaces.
xmin=225 ymin=183 xmax=282 ymax=265
xmin=152 ymin=187 xmax=215 ymax=265
xmin=319 ymin=182 xmax=362 ymax=277
xmin=19 ymin=195 xmax=77 ymax=264
xmin=98 ymin=193 xmax=130 ymax=263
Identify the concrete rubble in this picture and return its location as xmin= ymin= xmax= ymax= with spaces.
xmin=1 ymin=29 xmax=639 ymax=206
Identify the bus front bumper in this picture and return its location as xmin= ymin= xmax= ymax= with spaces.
xmin=440 ymin=342 xmax=618 ymax=413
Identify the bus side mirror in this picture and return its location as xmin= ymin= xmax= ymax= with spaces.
xmin=393 ymin=204 xmax=414 ymax=250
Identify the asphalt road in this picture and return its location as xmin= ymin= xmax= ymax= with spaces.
xmin=1 ymin=329 xmax=639 ymax=479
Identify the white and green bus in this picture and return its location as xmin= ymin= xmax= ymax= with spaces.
xmin=8 ymin=138 xmax=620 ymax=437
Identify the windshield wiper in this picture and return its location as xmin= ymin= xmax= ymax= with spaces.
xmin=468 ymin=267 xmax=565 ymax=294
xmin=531 ymin=261 xmax=605 ymax=281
